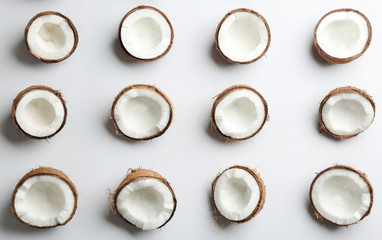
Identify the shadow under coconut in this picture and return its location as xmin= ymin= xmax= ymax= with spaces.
xmin=0 ymin=201 xmax=50 ymax=234
xmin=104 ymin=118 xmax=143 ymax=145
xmin=310 ymin=43 xmax=331 ymax=66
xmin=315 ymin=115 xmax=343 ymax=143
xmin=209 ymin=43 xmax=234 ymax=67
xmin=205 ymin=120 xmax=231 ymax=144
xmin=104 ymin=207 xmax=149 ymax=235
xmin=207 ymin=188 xmax=232 ymax=230
xmin=13 ymin=38 xmax=43 ymax=66
xmin=305 ymin=198 xmax=340 ymax=231
xmin=112 ymin=38 xmax=141 ymax=64
xmin=1 ymin=114 xmax=31 ymax=144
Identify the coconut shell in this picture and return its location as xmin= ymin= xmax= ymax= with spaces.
xmin=211 ymin=165 xmax=266 ymax=224
xmin=25 ymin=11 xmax=79 ymax=63
xmin=118 ymin=5 xmax=174 ymax=62
xmin=211 ymin=85 xmax=268 ymax=141
xmin=313 ymin=8 xmax=372 ymax=64
xmin=111 ymin=84 xmax=173 ymax=141
xmin=113 ymin=168 xmax=177 ymax=229
xmin=309 ymin=165 xmax=373 ymax=226
xmin=215 ymin=8 xmax=271 ymax=64
xmin=11 ymin=167 xmax=78 ymax=228
xmin=12 ymin=85 xmax=67 ymax=140
xmin=319 ymin=86 xmax=375 ymax=140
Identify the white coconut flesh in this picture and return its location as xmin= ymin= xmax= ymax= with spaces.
xmin=316 ymin=11 xmax=369 ymax=59
xmin=13 ymin=175 xmax=76 ymax=227
xmin=120 ymin=8 xmax=172 ymax=60
xmin=214 ymin=168 xmax=260 ymax=221
xmin=218 ymin=11 xmax=269 ymax=62
xmin=27 ymin=14 xmax=75 ymax=61
xmin=311 ymin=169 xmax=371 ymax=225
xmin=322 ymin=93 xmax=374 ymax=136
xmin=15 ymin=90 xmax=65 ymax=138
xmin=214 ymin=89 xmax=266 ymax=139
xmin=113 ymin=88 xmax=171 ymax=139
xmin=116 ymin=179 xmax=175 ymax=230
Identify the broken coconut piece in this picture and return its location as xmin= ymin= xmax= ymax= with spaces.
xmin=314 ymin=9 xmax=372 ymax=64
xmin=113 ymin=169 xmax=177 ymax=230
xmin=310 ymin=165 xmax=373 ymax=226
xmin=215 ymin=8 xmax=271 ymax=64
xmin=12 ymin=85 xmax=67 ymax=139
xmin=211 ymin=85 xmax=268 ymax=141
xmin=319 ymin=87 xmax=375 ymax=139
xmin=119 ymin=5 xmax=174 ymax=62
xmin=25 ymin=11 xmax=79 ymax=63
xmin=12 ymin=167 xmax=78 ymax=228
xmin=212 ymin=165 xmax=266 ymax=223
xmin=111 ymin=84 xmax=173 ymax=140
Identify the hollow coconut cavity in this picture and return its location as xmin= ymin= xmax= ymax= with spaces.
xmin=111 ymin=84 xmax=173 ymax=140
xmin=12 ymin=85 xmax=67 ymax=139
xmin=25 ymin=11 xmax=78 ymax=63
xmin=119 ymin=5 xmax=174 ymax=62
xmin=319 ymin=87 xmax=375 ymax=140
xmin=310 ymin=165 xmax=373 ymax=226
xmin=212 ymin=166 xmax=266 ymax=223
xmin=215 ymin=8 xmax=271 ymax=64
xmin=211 ymin=85 xmax=268 ymax=141
xmin=113 ymin=169 xmax=177 ymax=230
xmin=12 ymin=167 xmax=77 ymax=228
xmin=314 ymin=9 xmax=371 ymax=64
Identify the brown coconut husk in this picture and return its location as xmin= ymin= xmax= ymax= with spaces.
xmin=211 ymin=85 xmax=268 ymax=141
xmin=118 ymin=5 xmax=174 ymax=62
xmin=211 ymin=165 xmax=266 ymax=224
xmin=215 ymin=8 xmax=271 ymax=64
xmin=309 ymin=165 xmax=373 ymax=226
xmin=319 ymin=86 xmax=375 ymax=140
xmin=11 ymin=167 xmax=78 ymax=228
xmin=111 ymin=84 xmax=173 ymax=141
xmin=313 ymin=9 xmax=372 ymax=64
xmin=12 ymin=85 xmax=67 ymax=140
xmin=113 ymin=168 xmax=177 ymax=229
xmin=25 ymin=11 xmax=79 ymax=63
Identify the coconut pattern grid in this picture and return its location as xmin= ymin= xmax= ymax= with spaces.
xmin=0 ymin=0 xmax=381 ymax=239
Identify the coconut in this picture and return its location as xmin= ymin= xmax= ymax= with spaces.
xmin=319 ymin=86 xmax=375 ymax=140
xmin=25 ymin=11 xmax=79 ymax=63
xmin=12 ymin=85 xmax=67 ymax=139
xmin=12 ymin=167 xmax=78 ymax=228
xmin=113 ymin=169 xmax=177 ymax=230
xmin=211 ymin=165 xmax=266 ymax=223
xmin=215 ymin=8 xmax=271 ymax=64
xmin=111 ymin=84 xmax=173 ymax=140
xmin=119 ymin=5 xmax=174 ymax=62
xmin=313 ymin=9 xmax=372 ymax=64
xmin=310 ymin=165 xmax=373 ymax=226
xmin=211 ymin=85 xmax=268 ymax=141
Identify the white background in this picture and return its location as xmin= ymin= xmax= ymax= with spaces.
xmin=0 ymin=0 xmax=381 ymax=239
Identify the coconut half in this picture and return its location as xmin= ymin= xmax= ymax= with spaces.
xmin=119 ymin=5 xmax=174 ymax=62
xmin=212 ymin=165 xmax=265 ymax=223
xmin=319 ymin=87 xmax=375 ymax=140
xmin=25 ymin=11 xmax=79 ymax=63
xmin=215 ymin=8 xmax=271 ymax=64
xmin=111 ymin=84 xmax=173 ymax=140
xmin=12 ymin=85 xmax=67 ymax=139
xmin=211 ymin=85 xmax=268 ymax=141
xmin=314 ymin=9 xmax=372 ymax=64
xmin=310 ymin=165 xmax=373 ymax=226
xmin=113 ymin=169 xmax=177 ymax=230
xmin=12 ymin=167 xmax=78 ymax=228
